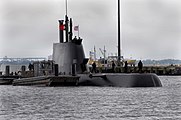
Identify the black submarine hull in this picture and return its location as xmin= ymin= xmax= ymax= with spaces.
xmin=78 ymin=73 xmax=162 ymax=87
xmin=12 ymin=73 xmax=162 ymax=87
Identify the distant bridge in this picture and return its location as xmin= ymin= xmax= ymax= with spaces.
xmin=0 ymin=57 xmax=47 ymax=64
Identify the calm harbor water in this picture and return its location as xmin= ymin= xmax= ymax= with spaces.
xmin=0 ymin=76 xmax=181 ymax=120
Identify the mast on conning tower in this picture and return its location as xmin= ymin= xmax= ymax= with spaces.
xmin=58 ymin=0 xmax=73 ymax=43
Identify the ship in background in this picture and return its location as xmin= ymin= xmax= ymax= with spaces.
xmin=87 ymin=46 xmax=181 ymax=75
xmin=88 ymin=46 xmax=136 ymax=69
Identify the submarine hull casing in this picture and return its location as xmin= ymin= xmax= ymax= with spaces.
xmin=78 ymin=73 xmax=162 ymax=87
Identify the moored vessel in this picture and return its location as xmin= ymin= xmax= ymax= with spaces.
xmin=13 ymin=75 xmax=79 ymax=87
xmin=0 ymin=75 xmax=20 ymax=85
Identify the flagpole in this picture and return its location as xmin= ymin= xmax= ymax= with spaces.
xmin=78 ymin=25 xmax=79 ymax=38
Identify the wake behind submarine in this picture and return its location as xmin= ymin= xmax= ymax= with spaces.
xmin=52 ymin=15 xmax=162 ymax=87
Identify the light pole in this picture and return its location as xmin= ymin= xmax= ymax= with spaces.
xmin=118 ymin=0 xmax=121 ymax=66
xmin=118 ymin=0 xmax=121 ymax=62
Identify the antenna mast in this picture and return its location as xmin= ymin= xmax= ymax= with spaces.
xmin=65 ymin=0 xmax=68 ymax=16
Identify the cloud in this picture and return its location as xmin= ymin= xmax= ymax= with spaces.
xmin=121 ymin=0 xmax=181 ymax=59
xmin=0 ymin=0 xmax=181 ymax=59
xmin=1 ymin=0 xmax=61 ymax=57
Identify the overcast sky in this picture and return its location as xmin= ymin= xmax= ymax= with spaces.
xmin=0 ymin=0 xmax=181 ymax=60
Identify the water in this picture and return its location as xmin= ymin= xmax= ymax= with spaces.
xmin=0 ymin=76 xmax=181 ymax=120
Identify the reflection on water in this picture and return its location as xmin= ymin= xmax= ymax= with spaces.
xmin=0 ymin=76 xmax=181 ymax=120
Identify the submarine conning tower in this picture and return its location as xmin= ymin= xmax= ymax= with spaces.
xmin=53 ymin=15 xmax=86 ymax=75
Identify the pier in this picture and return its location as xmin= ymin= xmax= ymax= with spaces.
xmin=93 ymin=65 xmax=181 ymax=75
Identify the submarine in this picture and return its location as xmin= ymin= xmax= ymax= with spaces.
xmin=52 ymin=15 xmax=162 ymax=87
xmin=13 ymin=15 xmax=162 ymax=87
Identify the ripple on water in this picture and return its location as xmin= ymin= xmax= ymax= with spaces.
xmin=0 ymin=76 xmax=181 ymax=119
